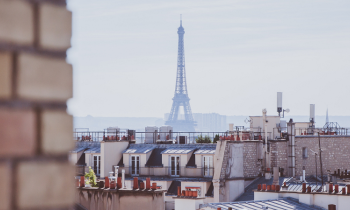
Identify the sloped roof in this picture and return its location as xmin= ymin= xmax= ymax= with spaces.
xmin=200 ymin=197 xmax=326 ymax=210
xmin=161 ymin=147 xmax=196 ymax=154
xmin=194 ymin=148 xmax=215 ymax=154
xmin=145 ymin=148 xmax=166 ymax=167
xmin=123 ymin=144 xmax=157 ymax=154
xmin=85 ymin=146 xmax=100 ymax=153
xmin=71 ymin=141 xmax=100 ymax=153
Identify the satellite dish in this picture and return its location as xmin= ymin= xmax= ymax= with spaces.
xmin=285 ymin=108 xmax=290 ymax=113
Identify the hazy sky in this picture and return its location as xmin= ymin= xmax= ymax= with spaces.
xmin=66 ymin=0 xmax=350 ymax=118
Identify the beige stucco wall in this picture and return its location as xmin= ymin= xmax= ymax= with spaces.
xmin=295 ymin=122 xmax=312 ymax=135
xmin=101 ymin=141 xmax=129 ymax=177
xmin=250 ymin=115 xmax=281 ymax=139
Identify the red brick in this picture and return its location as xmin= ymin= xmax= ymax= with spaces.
xmin=17 ymin=161 xmax=75 ymax=209
xmin=0 ymin=1 xmax=34 ymax=45
xmin=0 ymin=108 xmax=36 ymax=157
xmin=39 ymin=3 xmax=72 ymax=50
xmin=0 ymin=51 xmax=12 ymax=99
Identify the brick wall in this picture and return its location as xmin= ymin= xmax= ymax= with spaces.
xmin=294 ymin=136 xmax=350 ymax=176
xmin=243 ymin=141 xmax=263 ymax=177
xmin=0 ymin=0 xmax=74 ymax=209
xmin=270 ymin=140 xmax=288 ymax=175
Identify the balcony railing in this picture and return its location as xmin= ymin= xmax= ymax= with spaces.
xmin=117 ymin=166 xmax=214 ymax=178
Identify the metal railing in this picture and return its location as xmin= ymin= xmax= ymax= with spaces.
xmin=117 ymin=166 xmax=214 ymax=178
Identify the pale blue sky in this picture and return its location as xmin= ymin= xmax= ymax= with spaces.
xmin=66 ymin=0 xmax=350 ymax=117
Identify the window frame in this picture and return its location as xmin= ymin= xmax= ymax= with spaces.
xmin=203 ymin=156 xmax=213 ymax=177
xmin=130 ymin=155 xmax=140 ymax=176
xmin=170 ymin=155 xmax=180 ymax=177
xmin=93 ymin=155 xmax=101 ymax=176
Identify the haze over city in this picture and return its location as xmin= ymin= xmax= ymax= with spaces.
xmin=67 ymin=0 xmax=350 ymax=120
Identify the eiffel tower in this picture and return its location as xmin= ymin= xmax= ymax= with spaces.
xmin=165 ymin=18 xmax=196 ymax=132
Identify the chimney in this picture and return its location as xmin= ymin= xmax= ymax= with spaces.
xmin=146 ymin=177 xmax=151 ymax=190
xmin=105 ymin=177 xmax=109 ymax=188
xmin=329 ymin=183 xmax=333 ymax=194
xmin=276 ymin=185 xmax=280 ymax=192
xmin=152 ymin=182 xmax=157 ymax=190
xmin=122 ymin=169 xmax=125 ymax=189
xmin=177 ymin=186 xmax=181 ymax=196
xmin=307 ymin=186 xmax=311 ymax=193
xmin=302 ymin=183 xmax=306 ymax=193
xmin=257 ymin=184 xmax=261 ymax=191
xmin=335 ymin=184 xmax=339 ymax=193
xmin=80 ymin=176 xmax=85 ymax=188
xmin=262 ymin=184 xmax=266 ymax=191
xmin=328 ymin=204 xmax=336 ymax=210
xmin=117 ymin=177 xmax=122 ymax=189
xmin=133 ymin=177 xmax=139 ymax=190
xmin=140 ymin=181 xmax=145 ymax=190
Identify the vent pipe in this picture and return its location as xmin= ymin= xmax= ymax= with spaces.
xmin=277 ymin=92 xmax=282 ymax=116
xmin=310 ymin=104 xmax=315 ymax=123
xmin=122 ymin=169 xmax=125 ymax=189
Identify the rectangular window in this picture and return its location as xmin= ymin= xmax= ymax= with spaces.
xmin=93 ymin=155 xmax=101 ymax=175
xmin=170 ymin=156 xmax=180 ymax=176
xmin=203 ymin=156 xmax=213 ymax=177
xmin=131 ymin=155 xmax=140 ymax=176
xmin=302 ymin=147 xmax=308 ymax=158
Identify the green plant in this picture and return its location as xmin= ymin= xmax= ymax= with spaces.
xmin=213 ymin=134 xmax=220 ymax=143
xmin=195 ymin=135 xmax=212 ymax=143
xmin=84 ymin=167 xmax=98 ymax=187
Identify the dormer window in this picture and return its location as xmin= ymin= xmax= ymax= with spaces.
xmin=203 ymin=156 xmax=213 ymax=177
xmin=131 ymin=155 xmax=140 ymax=176
xmin=170 ymin=156 xmax=180 ymax=176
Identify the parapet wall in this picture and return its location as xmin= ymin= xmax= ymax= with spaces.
xmin=294 ymin=136 xmax=350 ymax=176
xmin=77 ymin=188 xmax=165 ymax=210
xmin=243 ymin=141 xmax=263 ymax=177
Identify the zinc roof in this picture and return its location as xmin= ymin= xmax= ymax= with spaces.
xmin=200 ymin=197 xmax=325 ymax=210
xmin=123 ymin=145 xmax=156 ymax=154
xmin=194 ymin=148 xmax=215 ymax=154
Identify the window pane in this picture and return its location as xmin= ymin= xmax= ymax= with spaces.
xmin=176 ymin=157 xmax=180 ymax=175
xmin=132 ymin=157 xmax=135 ymax=174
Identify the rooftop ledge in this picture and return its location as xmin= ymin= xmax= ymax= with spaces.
xmin=253 ymin=189 xmax=350 ymax=196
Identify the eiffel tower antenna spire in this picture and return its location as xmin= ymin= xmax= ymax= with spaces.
xmin=165 ymin=17 xmax=196 ymax=132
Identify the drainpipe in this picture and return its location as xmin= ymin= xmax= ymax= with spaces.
xmin=114 ymin=166 xmax=119 ymax=180
xmin=287 ymin=119 xmax=296 ymax=177
xmin=262 ymin=109 xmax=270 ymax=172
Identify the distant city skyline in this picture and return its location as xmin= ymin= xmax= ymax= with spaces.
xmin=67 ymin=0 xmax=350 ymax=118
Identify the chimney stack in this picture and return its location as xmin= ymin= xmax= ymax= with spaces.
xmin=152 ymin=182 xmax=157 ymax=190
xmin=80 ymin=176 xmax=85 ymax=188
xmin=328 ymin=204 xmax=336 ymax=210
xmin=146 ymin=177 xmax=151 ymax=190
xmin=133 ymin=177 xmax=139 ymax=190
